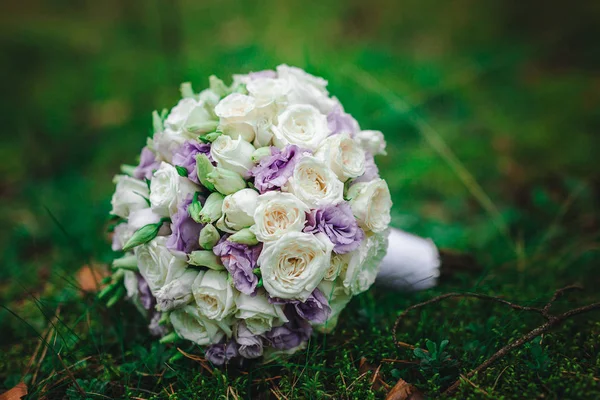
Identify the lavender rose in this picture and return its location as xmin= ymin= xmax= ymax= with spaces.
xmin=205 ymin=340 xmax=239 ymax=366
xmin=251 ymin=145 xmax=306 ymax=193
xmin=172 ymin=140 xmax=212 ymax=184
xmin=270 ymin=288 xmax=331 ymax=324
xmin=166 ymin=196 xmax=203 ymax=253
xmin=213 ymin=237 xmax=262 ymax=295
xmin=304 ymin=203 xmax=364 ymax=254
xmin=133 ymin=147 xmax=160 ymax=180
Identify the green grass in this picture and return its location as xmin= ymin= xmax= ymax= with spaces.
xmin=1 ymin=0 xmax=599 ymax=398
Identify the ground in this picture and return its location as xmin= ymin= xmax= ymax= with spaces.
xmin=1 ymin=0 xmax=599 ymax=398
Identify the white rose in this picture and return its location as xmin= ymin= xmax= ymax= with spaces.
xmin=110 ymin=176 xmax=150 ymax=219
xmin=324 ymin=253 xmax=345 ymax=281
xmin=153 ymin=128 xmax=189 ymax=163
xmin=276 ymin=64 xmax=336 ymax=113
xmin=210 ymin=134 xmax=256 ymax=178
xmin=335 ymin=248 xmax=365 ymax=292
xmin=315 ymin=133 xmax=366 ymax=182
xmin=285 ymin=155 xmax=344 ymax=207
xmin=251 ymin=192 xmax=309 ymax=242
xmin=170 ymin=305 xmax=227 ymax=345
xmin=350 ymin=230 xmax=389 ymax=295
xmin=135 ymin=237 xmax=188 ymax=294
xmin=315 ymin=279 xmax=352 ymax=333
xmin=272 ymin=104 xmax=330 ymax=151
xmin=123 ymin=270 xmax=139 ymax=299
xmin=246 ymin=78 xmax=289 ymax=108
xmin=149 ymin=162 xmax=199 ymax=217
xmin=164 ymin=98 xmax=215 ymax=134
xmin=215 ymin=93 xmax=257 ymax=142
xmin=235 ymin=291 xmax=288 ymax=335
xmin=155 ymin=269 xmax=199 ymax=312
xmin=259 ymin=232 xmax=333 ymax=301
xmin=192 ymin=270 xmax=237 ymax=321
xmin=216 ymin=189 xmax=258 ymax=233
xmin=355 ymin=130 xmax=387 ymax=156
xmin=347 ymin=179 xmax=392 ymax=233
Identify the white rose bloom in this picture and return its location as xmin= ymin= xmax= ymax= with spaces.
xmin=215 ymin=93 xmax=257 ymax=142
xmin=276 ymin=64 xmax=336 ymax=113
xmin=164 ymin=98 xmax=215 ymax=134
xmin=192 ymin=270 xmax=237 ymax=321
xmin=153 ymin=128 xmax=189 ymax=163
xmin=336 ymin=248 xmax=365 ymax=293
xmin=210 ymin=134 xmax=256 ymax=178
xmin=355 ymin=130 xmax=387 ymax=156
xmin=217 ymin=189 xmax=258 ymax=233
xmin=235 ymin=291 xmax=288 ymax=335
xmin=135 ymin=237 xmax=188 ymax=294
xmin=285 ymin=155 xmax=344 ymax=207
xmin=110 ymin=176 xmax=150 ymax=219
xmin=149 ymin=162 xmax=199 ymax=217
xmin=259 ymin=232 xmax=333 ymax=301
xmin=123 ymin=270 xmax=139 ymax=299
xmin=155 ymin=269 xmax=199 ymax=312
xmin=350 ymin=230 xmax=389 ymax=295
xmin=315 ymin=279 xmax=352 ymax=333
xmin=315 ymin=133 xmax=366 ymax=182
xmin=246 ymin=77 xmax=289 ymax=108
xmin=170 ymin=305 xmax=227 ymax=346
xmin=347 ymin=178 xmax=392 ymax=233
xmin=272 ymin=104 xmax=330 ymax=151
xmin=251 ymin=192 xmax=309 ymax=242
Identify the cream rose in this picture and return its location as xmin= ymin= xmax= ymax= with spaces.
xmin=355 ymin=130 xmax=387 ymax=156
xmin=258 ymin=232 xmax=333 ymax=301
xmin=135 ymin=237 xmax=188 ymax=294
xmin=164 ymin=98 xmax=216 ymax=134
xmin=235 ymin=291 xmax=288 ymax=335
xmin=110 ymin=176 xmax=150 ymax=219
xmin=251 ymin=192 xmax=309 ymax=242
xmin=272 ymin=104 xmax=330 ymax=151
xmin=149 ymin=162 xmax=199 ymax=217
xmin=315 ymin=133 xmax=366 ymax=182
xmin=285 ymin=155 xmax=344 ymax=207
xmin=217 ymin=189 xmax=258 ymax=233
xmin=215 ymin=93 xmax=257 ymax=142
xmin=246 ymin=78 xmax=289 ymax=108
xmin=347 ymin=179 xmax=392 ymax=233
xmin=192 ymin=270 xmax=237 ymax=321
xmin=170 ymin=305 xmax=227 ymax=345
xmin=210 ymin=134 xmax=256 ymax=178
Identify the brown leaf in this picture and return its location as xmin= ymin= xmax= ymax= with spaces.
xmin=0 ymin=383 xmax=28 ymax=400
xmin=358 ymin=357 xmax=389 ymax=391
xmin=76 ymin=264 xmax=110 ymax=293
xmin=385 ymin=378 xmax=424 ymax=400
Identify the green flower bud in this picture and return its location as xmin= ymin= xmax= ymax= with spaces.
xmin=196 ymin=154 xmax=216 ymax=192
xmin=199 ymin=192 xmax=224 ymax=223
xmin=199 ymin=224 xmax=220 ymax=250
xmin=188 ymin=250 xmax=225 ymax=270
xmin=180 ymin=82 xmax=195 ymax=99
xmin=112 ymin=254 xmax=138 ymax=271
xmin=186 ymin=120 xmax=219 ymax=134
xmin=209 ymin=75 xmax=229 ymax=98
xmin=188 ymin=192 xmax=203 ymax=223
xmin=207 ymin=167 xmax=246 ymax=195
xmin=152 ymin=110 xmax=164 ymax=133
xmin=121 ymin=219 xmax=168 ymax=252
xmin=199 ymin=130 xmax=223 ymax=143
xmin=175 ymin=165 xmax=188 ymax=177
xmin=251 ymin=147 xmax=272 ymax=163
xmin=120 ymin=164 xmax=136 ymax=176
xmin=106 ymin=285 xmax=126 ymax=308
xmin=159 ymin=331 xmax=181 ymax=344
xmin=228 ymin=227 xmax=259 ymax=246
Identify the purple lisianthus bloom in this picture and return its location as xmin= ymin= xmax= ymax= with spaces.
xmin=249 ymin=70 xmax=277 ymax=80
xmin=172 ymin=141 xmax=212 ymax=184
xmin=270 ymin=289 xmax=331 ymax=324
xmin=213 ymin=237 xmax=262 ymax=296
xmin=205 ymin=341 xmax=239 ymax=366
xmin=136 ymin=273 xmax=156 ymax=311
xmin=264 ymin=307 xmax=312 ymax=350
xmin=251 ymin=145 xmax=306 ymax=193
xmin=304 ymin=203 xmax=364 ymax=254
xmin=148 ymin=311 xmax=168 ymax=337
xmin=235 ymin=322 xmax=264 ymax=359
xmin=133 ymin=147 xmax=160 ymax=180
xmin=351 ymin=153 xmax=380 ymax=185
xmin=327 ymin=104 xmax=360 ymax=136
xmin=166 ymin=196 xmax=203 ymax=253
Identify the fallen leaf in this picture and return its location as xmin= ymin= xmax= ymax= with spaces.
xmin=0 ymin=382 xmax=28 ymax=400
xmin=358 ymin=357 xmax=389 ymax=391
xmin=385 ymin=378 xmax=424 ymax=400
xmin=76 ymin=264 xmax=110 ymax=293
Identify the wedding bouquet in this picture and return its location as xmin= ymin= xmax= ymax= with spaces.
xmin=106 ymin=65 xmax=405 ymax=365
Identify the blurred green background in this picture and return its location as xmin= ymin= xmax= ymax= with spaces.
xmin=1 ymin=0 xmax=599 ymax=398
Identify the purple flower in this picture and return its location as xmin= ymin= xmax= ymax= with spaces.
xmin=205 ymin=341 xmax=239 ymax=366
xmin=264 ymin=307 xmax=312 ymax=350
xmin=172 ymin=141 xmax=212 ymax=184
xmin=327 ymin=105 xmax=360 ymax=136
xmin=249 ymin=70 xmax=277 ymax=80
xmin=148 ymin=311 xmax=168 ymax=337
xmin=136 ymin=273 xmax=156 ymax=311
xmin=166 ymin=196 xmax=203 ymax=253
xmin=270 ymin=289 xmax=331 ymax=324
xmin=235 ymin=322 xmax=264 ymax=359
xmin=133 ymin=147 xmax=160 ymax=180
xmin=304 ymin=203 xmax=364 ymax=254
xmin=251 ymin=145 xmax=306 ymax=193
xmin=213 ymin=237 xmax=262 ymax=295
xmin=351 ymin=153 xmax=380 ymax=185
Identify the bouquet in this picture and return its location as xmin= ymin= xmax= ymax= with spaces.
xmin=106 ymin=65 xmax=416 ymax=365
